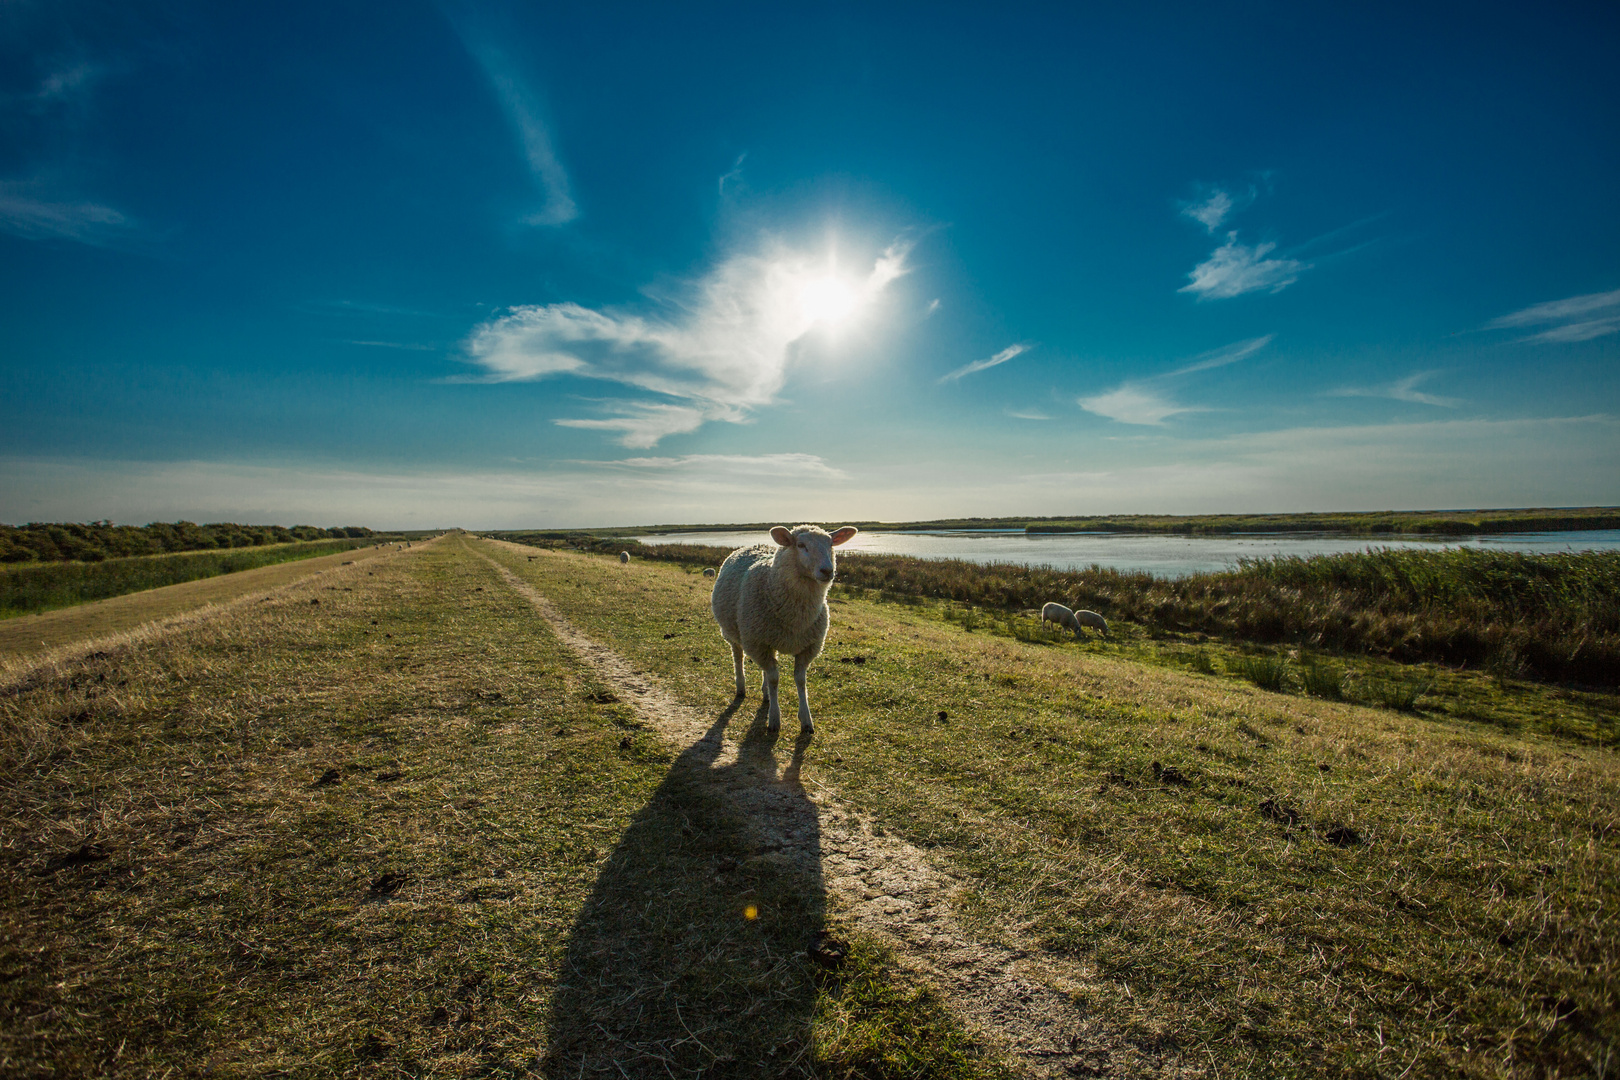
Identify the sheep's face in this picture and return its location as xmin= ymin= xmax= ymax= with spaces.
xmin=772 ymin=524 xmax=858 ymax=585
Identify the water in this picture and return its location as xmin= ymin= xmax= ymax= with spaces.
xmin=629 ymin=529 xmax=1620 ymax=579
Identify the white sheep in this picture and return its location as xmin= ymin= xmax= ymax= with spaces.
xmin=1041 ymin=602 xmax=1109 ymax=637
xmin=711 ymin=524 xmax=858 ymax=733
xmin=702 ymin=567 xmax=716 ymax=578
xmin=619 ymin=551 xmax=631 ymax=564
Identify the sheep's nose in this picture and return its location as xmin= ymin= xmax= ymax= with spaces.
xmin=817 ymin=568 xmax=833 ymax=581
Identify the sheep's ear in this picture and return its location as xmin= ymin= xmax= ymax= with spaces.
xmin=829 ymin=526 xmax=858 ymax=546
xmin=770 ymin=526 xmax=794 ymax=546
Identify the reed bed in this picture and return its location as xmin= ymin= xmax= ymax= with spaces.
xmin=566 ymin=539 xmax=1620 ymax=687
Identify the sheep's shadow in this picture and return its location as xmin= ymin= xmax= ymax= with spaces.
xmin=540 ymin=698 xmax=825 ymax=1077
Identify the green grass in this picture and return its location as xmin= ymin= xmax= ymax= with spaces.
xmin=0 ymin=537 xmax=1007 ymax=1078
xmin=487 ymin=544 xmax=1620 ymax=1078
xmin=0 ymin=537 xmax=379 ymax=618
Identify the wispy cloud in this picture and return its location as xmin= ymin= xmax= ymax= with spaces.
xmin=1486 ymin=287 xmax=1620 ymax=343
xmin=346 ymin=340 xmax=440 ymax=351
xmin=1328 ymin=370 xmax=1460 ymax=408
xmin=1079 ymin=336 xmax=1272 ymax=426
xmin=462 ymin=237 xmax=913 ymax=446
xmin=1168 ymin=334 xmax=1273 ymax=376
xmin=925 ymin=298 xmax=941 ymax=316
xmin=460 ymin=42 xmax=576 ymax=226
xmin=718 ymin=153 xmax=747 ymax=196
xmin=1077 ymin=385 xmax=1195 ymax=426
xmin=1005 ymin=408 xmax=1051 ymax=421
xmin=0 ymin=181 xmax=135 ymax=244
xmin=597 ymin=453 xmax=848 ymax=480
xmin=1179 ymin=185 xmax=1254 ymax=234
xmin=939 ymin=343 xmax=1031 ymax=383
xmin=1180 ymin=235 xmax=1306 ymax=300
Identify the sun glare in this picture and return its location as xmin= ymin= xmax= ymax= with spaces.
xmin=799 ymin=275 xmax=861 ymax=327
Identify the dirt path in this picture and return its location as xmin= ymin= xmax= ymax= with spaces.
xmin=478 ymin=550 xmax=1126 ymax=1078
xmin=0 ymin=541 xmax=413 ymax=669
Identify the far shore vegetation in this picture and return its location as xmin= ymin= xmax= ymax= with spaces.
xmin=510 ymin=505 xmax=1620 ymax=538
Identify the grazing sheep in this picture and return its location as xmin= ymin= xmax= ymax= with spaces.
xmin=1041 ymin=602 xmax=1108 ymax=637
xmin=1041 ymin=602 xmax=1078 ymax=635
xmin=619 ymin=551 xmax=631 ymax=564
xmin=711 ymin=524 xmax=858 ymax=733
xmin=702 ymin=567 xmax=716 ymax=578
xmin=1075 ymin=609 xmax=1109 ymax=636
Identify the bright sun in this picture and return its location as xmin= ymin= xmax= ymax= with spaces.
xmin=799 ymin=276 xmax=861 ymax=327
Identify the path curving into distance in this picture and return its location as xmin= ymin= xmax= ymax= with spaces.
xmin=477 ymin=543 xmax=1122 ymax=1077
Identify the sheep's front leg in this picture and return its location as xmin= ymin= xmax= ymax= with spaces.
xmin=730 ymin=641 xmax=747 ymax=700
xmin=793 ymin=651 xmax=815 ymax=733
xmin=761 ymin=656 xmax=782 ymax=731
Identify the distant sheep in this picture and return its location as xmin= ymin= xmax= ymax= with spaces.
xmin=711 ymin=524 xmax=858 ymax=733
xmin=1041 ymin=602 xmax=1109 ymax=638
xmin=702 ymin=567 xmax=716 ymax=578
xmin=619 ymin=551 xmax=631 ymax=564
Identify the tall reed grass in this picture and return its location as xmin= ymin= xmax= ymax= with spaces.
xmin=0 ymin=538 xmax=375 ymax=618
xmin=569 ymin=538 xmax=1620 ymax=687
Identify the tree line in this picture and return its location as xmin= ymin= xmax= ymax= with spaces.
xmin=0 ymin=522 xmax=376 ymax=564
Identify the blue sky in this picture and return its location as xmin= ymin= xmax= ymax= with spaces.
xmin=2 ymin=1 xmax=1617 ymax=528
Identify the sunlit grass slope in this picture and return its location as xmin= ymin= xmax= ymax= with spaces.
xmin=486 ymin=542 xmax=1619 ymax=1079
xmin=0 ymin=537 xmax=1006 ymax=1079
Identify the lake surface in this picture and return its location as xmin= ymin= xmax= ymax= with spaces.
xmin=630 ymin=529 xmax=1620 ymax=579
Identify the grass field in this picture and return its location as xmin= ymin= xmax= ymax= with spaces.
xmin=2 ymin=535 xmax=1615 ymax=1077
xmin=599 ymin=539 xmax=1620 ymax=689
xmin=0 ymin=537 xmax=394 ymax=618
xmin=0 ymin=542 xmax=403 ymax=667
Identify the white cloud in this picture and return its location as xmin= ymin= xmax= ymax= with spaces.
xmin=0 ymin=182 xmax=134 ymax=244
xmin=1179 ymin=186 xmax=1253 ymax=234
xmin=461 ymin=237 xmax=912 ymax=445
xmin=1180 ymin=234 xmax=1307 ymax=300
xmin=925 ymin=299 xmax=941 ymax=316
xmin=1005 ymin=408 xmax=1051 ymax=421
xmin=1328 ymin=370 xmax=1460 ymax=408
xmin=718 ymin=152 xmax=747 ymax=196
xmin=34 ymin=62 xmax=99 ymax=103
xmin=1168 ymin=335 xmax=1273 ymax=376
xmin=554 ymin=402 xmax=740 ymax=450
xmin=10 ymin=414 xmax=1612 ymax=528
xmin=1077 ymin=385 xmax=1197 ymax=426
xmin=1079 ymin=336 xmax=1272 ymax=425
xmin=465 ymin=44 xmax=577 ymax=226
xmin=1486 ymin=287 xmax=1620 ymax=343
xmin=939 ymin=343 xmax=1031 ymax=383
xmin=603 ymin=453 xmax=848 ymax=480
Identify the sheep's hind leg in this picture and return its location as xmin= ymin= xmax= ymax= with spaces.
xmin=793 ymin=651 xmax=814 ymax=734
xmin=761 ymin=657 xmax=782 ymax=731
xmin=730 ymin=641 xmax=747 ymax=699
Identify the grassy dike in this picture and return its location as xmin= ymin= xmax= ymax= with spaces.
xmin=483 ymin=541 xmax=1619 ymax=1079
xmin=0 ymin=537 xmax=385 ymax=618
xmin=0 ymin=536 xmax=1005 ymax=1078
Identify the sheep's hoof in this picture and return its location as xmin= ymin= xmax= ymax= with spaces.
xmin=800 ymin=723 xmax=814 ymax=735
